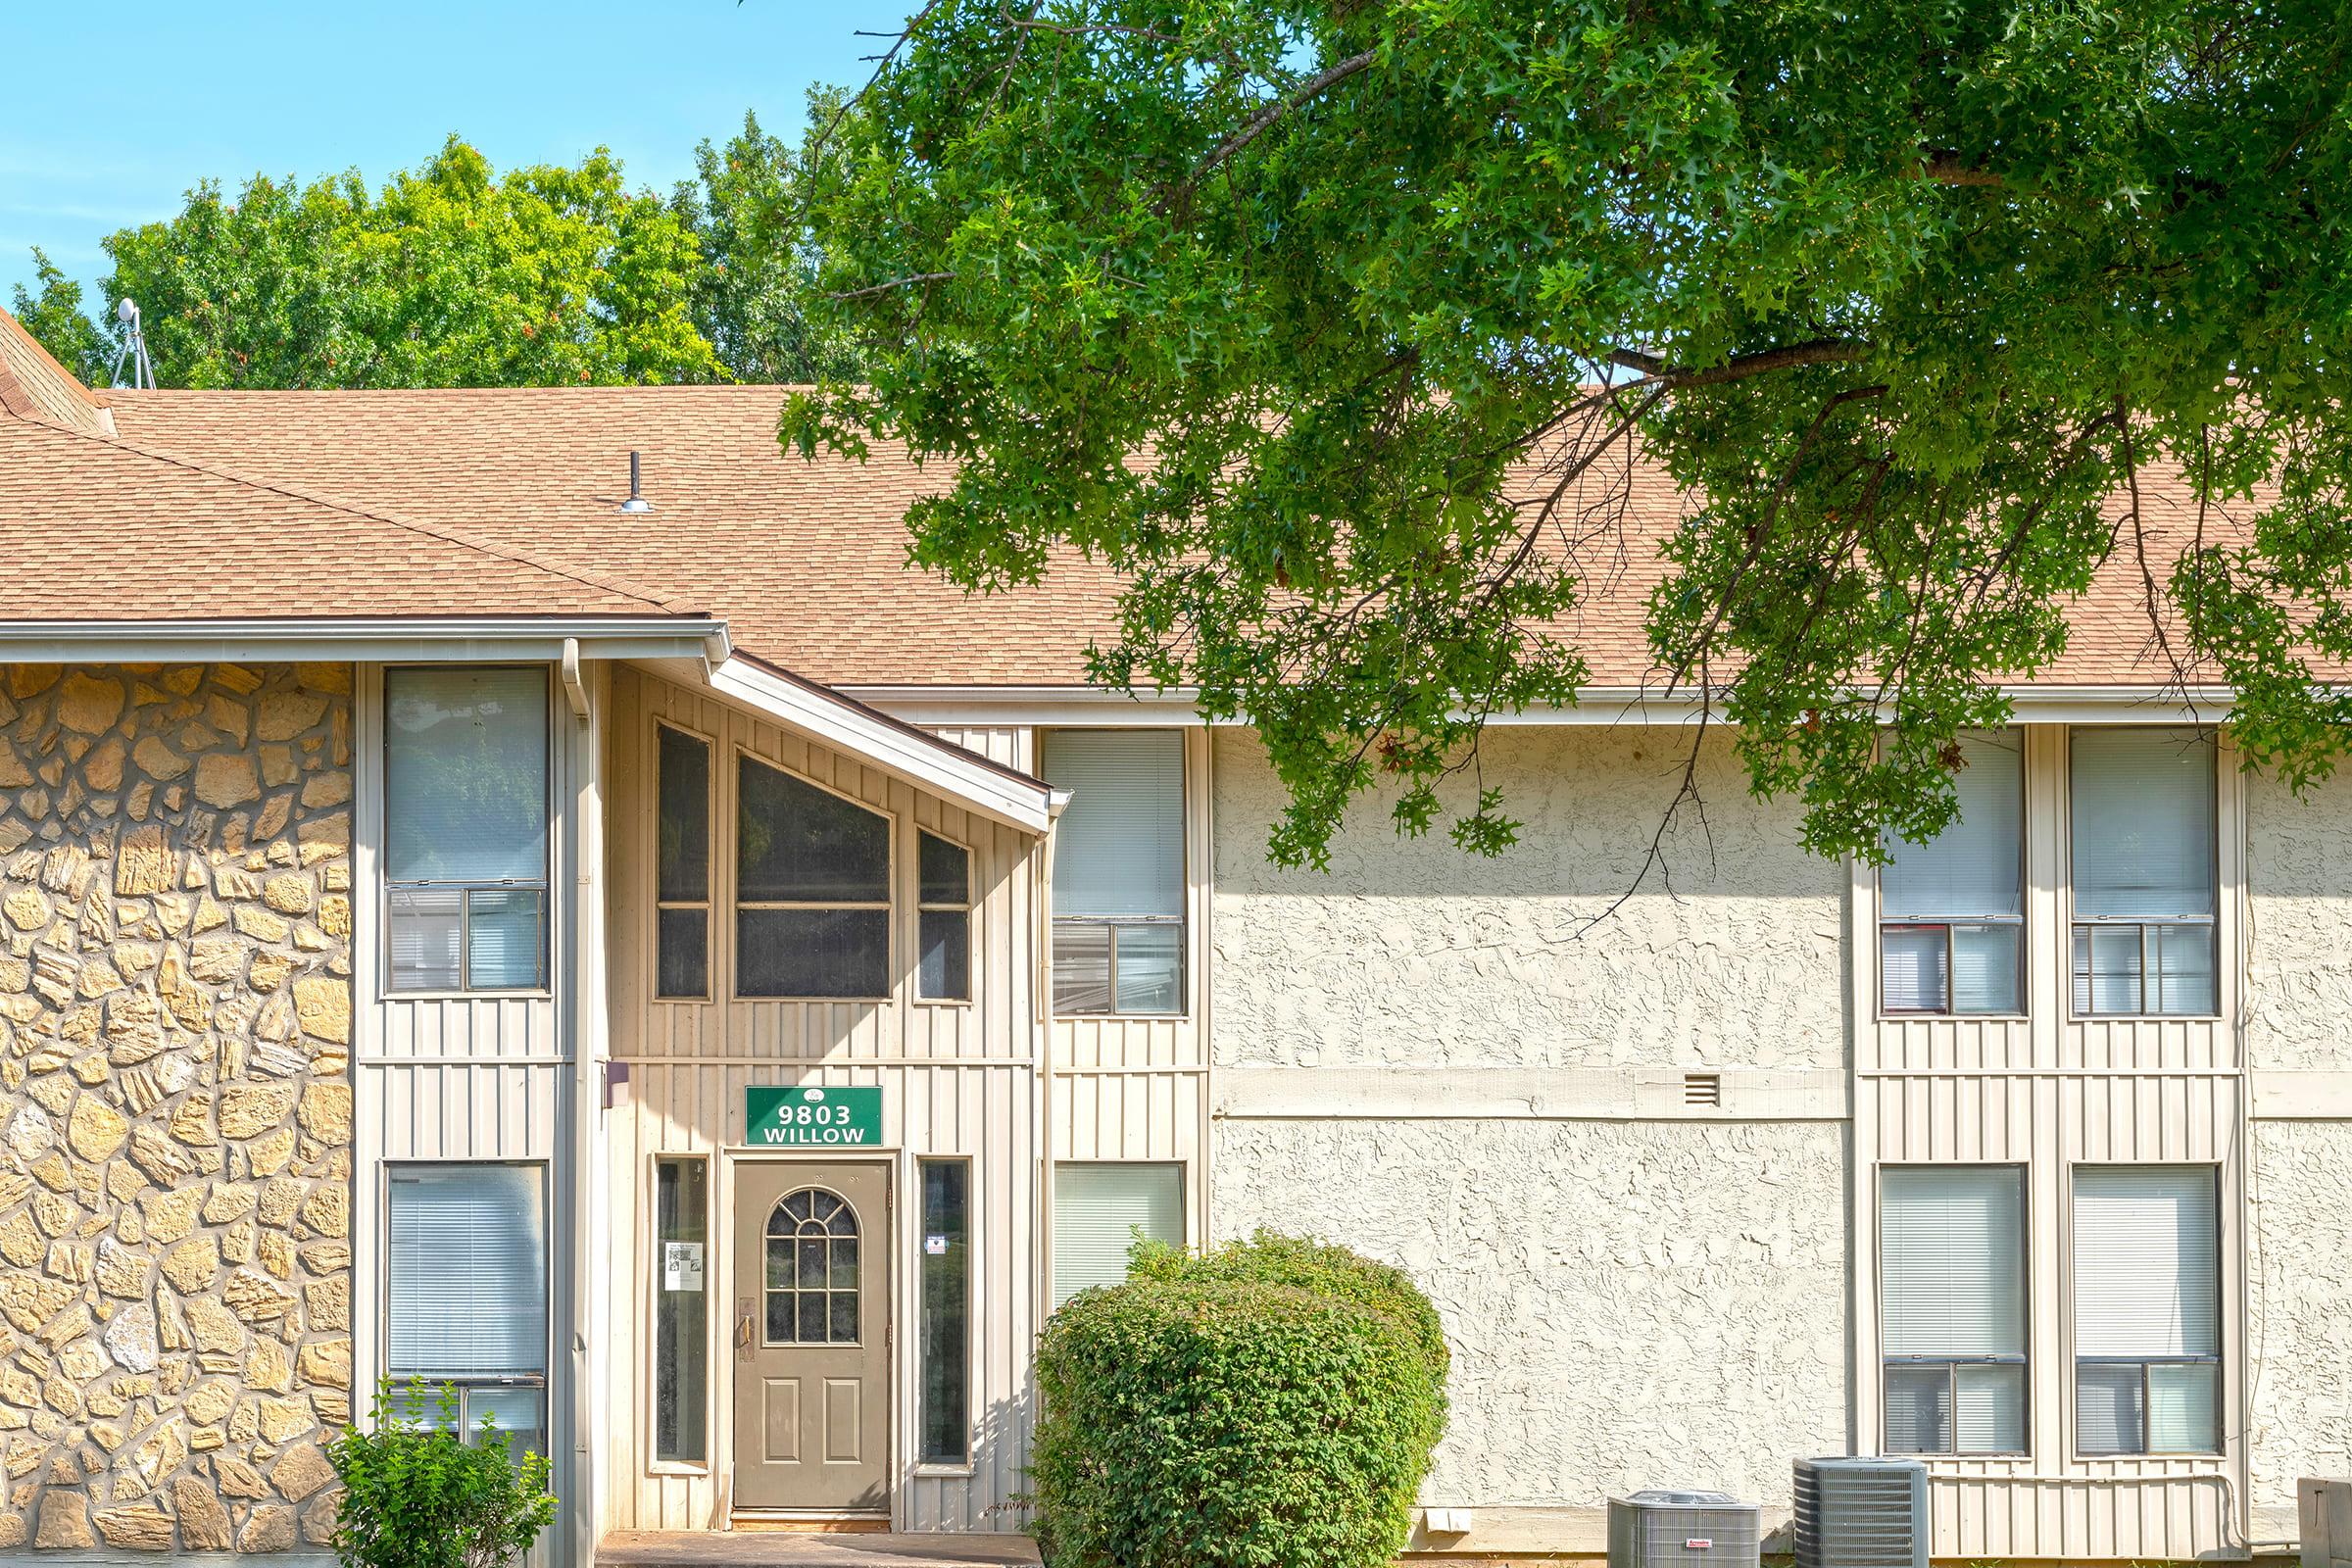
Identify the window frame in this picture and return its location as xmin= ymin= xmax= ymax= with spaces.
xmin=1041 ymin=728 xmax=1191 ymax=1020
xmin=1050 ymin=1159 xmax=1188 ymax=1310
xmin=729 ymin=746 xmax=896 ymax=1004
xmin=913 ymin=1154 xmax=976 ymax=1473
xmin=378 ymin=1158 xmax=552 ymax=1454
xmin=2068 ymin=1162 xmax=2226 ymax=1460
xmin=652 ymin=719 xmax=716 ymax=1004
xmin=380 ymin=664 xmax=555 ymax=999
xmin=913 ymin=827 xmax=975 ymax=1007
xmin=2064 ymin=726 xmax=2222 ymax=1022
xmin=1874 ymin=730 xmax=2028 ymax=1021
xmin=1876 ymin=1161 xmax=2033 ymax=1458
xmin=647 ymin=1152 xmax=711 ymax=1474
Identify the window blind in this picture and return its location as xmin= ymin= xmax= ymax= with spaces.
xmin=2071 ymin=729 xmax=2216 ymax=919
xmin=387 ymin=1165 xmax=548 ymax=1377
xmin=1881 ymin=732 xmax=2024 ymax=919
xmin=1052 ymin=1163 xmax=1182 ymax=1308
xmin=384 ymin=668 xmax=550 ymax=884
xmin=1882 ymin=1166 xmax=2026 ymax=1356
xmin=1044 ymin=731 xmax=1184 ymax=918
xmin=2072 ymin=1166 xmax=2219 ymax=1356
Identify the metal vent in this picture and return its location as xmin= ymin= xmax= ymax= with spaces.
xmin=1684 ymin=1073 xmax=1722 ymax=1107
xmin=1792 ymin=1457 xmax=1929 ymax=1568
xmin=1607 ymin=1491 xmax=1761 ymax=1568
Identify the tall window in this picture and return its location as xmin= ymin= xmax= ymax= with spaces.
xmin=1880 ymin=1166 xmax=2028 ymax=1454
xmin=2071 ymin=728 xmax=2218 ymax=1016
xmin=1042 ymin=731 xmax=1184 ymax=1015
xmin=1052 ymin=1162 xmax=1183 ymax=1309
xmin=1880 ymin=731 xmax=2023 ymax=1014
xmin=916 ymin=832 xmax=972 ymax=1003
xmin=387 ymin=1164 xmax=549 ymax=1452
xmin=653 ymin=1156 xmax=708 ymax=1464
xmin=735 ymin=757 xmax=891 ymax=999
xmin=384 ymin=668 xmax=550 ymax=993
xmin=918 ymin=1158 xmax=970 ymax=1465
xmin=2073 ymin=1166 xmax=2222 ymax=1455
xmin=655 ymin=726 xmax=711 ymax=1000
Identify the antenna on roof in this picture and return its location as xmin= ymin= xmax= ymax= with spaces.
xmin=619 ymin=450 xmax=652 ymax=514
xmin=110 ymin=299 xmax=155 ymax=391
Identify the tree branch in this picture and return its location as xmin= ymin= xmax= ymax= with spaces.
xmin=1610 ymin=338 xmax=1871 ymax=392
xmin=1912 ymin=149 xmax=2005 ymax=187
xmin=830 ymin=271 xmax=956 ymax=302
xmin=1155 ymin=47 xmax=1381 ymax=213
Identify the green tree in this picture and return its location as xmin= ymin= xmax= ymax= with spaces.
xmin=672 ymin=97 xmax=863 ymax=383
xmin=8 ymin=249 xmax=113 ymax=385
xmin=789 ymin=1 xmax=2352 ymax=869
xmin=25 ymin=136 xmax=716 ymax=390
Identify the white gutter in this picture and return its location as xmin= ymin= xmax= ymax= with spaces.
xmin=0 ymin=615 xmax=731 ymax=664
xmin=708 ymin=656 xmax=1054 ymax=834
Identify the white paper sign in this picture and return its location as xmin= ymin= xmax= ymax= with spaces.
xmin=662 ymin=1240 xmax=705 ymax=1293
xmin=925 ymin=1235 xmax=951 ymax=1255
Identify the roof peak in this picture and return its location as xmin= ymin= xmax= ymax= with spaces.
xmin=0 ymin=307 xmax=107 ymax=437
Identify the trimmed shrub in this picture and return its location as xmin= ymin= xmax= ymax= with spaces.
xmin=1033 ymin=1231 xmax=1448 ymax=1568
xmin=328 ymin=1380 xmax=558 ymax=1568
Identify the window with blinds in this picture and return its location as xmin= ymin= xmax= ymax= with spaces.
xmin=1042 ymin=730 xmax=1185 ymax=1015
xmin=384 ymin=667 xmax=551 ymax=993
xmin=2072 ymin=1165 xmax=2222 ymax=1454
xmin=734 ymin=757 xmax=892 ymax=998
xmin=386 ymin=1164 xmax=549 ymax=1453
xmin=1879 ymin=732 xmax=2024 ymax=1015
xmin=1880 ymin=1165 xmax=2028 ymax=1454
xmin=2070 ymin=728 xmax=2217 ymax=1016
xmin=1051 ymin=1162 xmax=1183 ymax=1309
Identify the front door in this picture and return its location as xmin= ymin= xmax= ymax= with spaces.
xmin=731 ymin=1161 xmax=890 ymax=1512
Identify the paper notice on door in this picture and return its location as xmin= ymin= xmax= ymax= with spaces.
xmin=925 ymin=1234 xmax=950 ymax=1255
xmin=662 ymin=1240 xmax=705 ymax=1293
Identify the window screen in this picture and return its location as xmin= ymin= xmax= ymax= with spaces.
xmin=1043 ymin=731 xmax=1185 ymax=1015
xmin=656 ymin=726 xmax=711 ymax=999
xmin=1881 ymin=1166 xmax=2027 ymax=1454
xmin=2073 ymin=1165 xmax=2221 ymax=1453
xmin=384 ymin=668 xmax=550 ymax=993
xmin=917 ymin=832 xmax=971 ymax=1002
xmin=387 ymin=1164 xmax=548 ymax=1377
xmin=1052 ymin=1162 xmax=1183 ymax=1309
xmin=2070 ymin=729 xmax=2217 ymax=1016
xmin=735 ymin=757 xmax=891 ymax=998
xmin=1879 ymin=731 xmax=2023 ymax=1014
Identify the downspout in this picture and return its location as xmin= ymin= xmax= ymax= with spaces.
xmin=1036 ymin=787 xmax=1072 ymax=1352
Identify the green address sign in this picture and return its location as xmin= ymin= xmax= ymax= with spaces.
xmin=745 ymin=1085 xmax=884 ymax=1148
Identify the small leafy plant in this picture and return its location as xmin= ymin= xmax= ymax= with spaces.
xmin=328 ymin=1379 xmax=558 ymax=1568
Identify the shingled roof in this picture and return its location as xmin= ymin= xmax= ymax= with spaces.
xmin=0 ymin=307 xmax=2239 ymax=691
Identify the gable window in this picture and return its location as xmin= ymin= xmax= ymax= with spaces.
xmin=2073 ymin=1166 xmax=2221 ymax=1454
xmin=655 ymin=725 xmax=711 ymax=1000
xmin=916 ymin=831 xmax=972 ymax=1002
xmin=1880 ymin=731 xmax=2023 ymax=1015
xmin=385 ymin=667 xmax=550 ymax=993
xmin=2070 ymin=728 xmax=2217 ymax=1016
xmin=387 ymin=1163 xmax=549 ymax=1453
xmin=735 ymin=756 xmax=890 ymax=999
xmin=1042 ymin=730 xmax=1184 ymax=1015
xmin=1880 ymin=1165 xmax=2028 ymax=1454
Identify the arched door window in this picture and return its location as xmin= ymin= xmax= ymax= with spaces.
xmin=765 ymin=1188 xmax=859 ymax=1344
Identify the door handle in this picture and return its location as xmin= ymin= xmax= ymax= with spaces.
xmin=736 ymin=1298 xmax=755 ymax=1356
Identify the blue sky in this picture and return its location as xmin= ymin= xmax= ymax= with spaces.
xmin=1 ymin=1 xmax=905 ymax=306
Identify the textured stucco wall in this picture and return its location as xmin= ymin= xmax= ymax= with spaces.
xmin=1211 ymin=1118 xmax=1850 ymax=1506
xmin=0 ymin=664 xmax=352 ymax=1553
xmin=1209 ymin=727 xmax=1846 ymax=1070
xmin=1208 ymin=726 xmax=1850 ymax=1508
xmin=2246 ymin=769 xmax=2352 ymax=1516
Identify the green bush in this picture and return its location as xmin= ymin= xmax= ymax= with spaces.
xmin=327 ymin=1380 xmax=558 ymax=1568
xmin=1033 ymin=1230 xmax=1448 ymax=1568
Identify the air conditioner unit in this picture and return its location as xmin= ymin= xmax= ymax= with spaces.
xmin=1608 ymin=1489 xmax=1763 ymax=1568
xmin=1793 ymin=1457 xmax=1930 ymax=1568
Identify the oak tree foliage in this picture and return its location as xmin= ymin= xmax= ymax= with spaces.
xmin=786 ymin=0 xmax=2352 ymax=868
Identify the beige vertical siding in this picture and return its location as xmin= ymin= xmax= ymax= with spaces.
xmin=1850 ymin=723 xmax=2250 ymax=1562
xmin=598 ymin=667 xmax=1048 ymax=1535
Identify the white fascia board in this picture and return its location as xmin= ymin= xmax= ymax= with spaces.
xmin=708 ymin=658 xmax=1053 ymax=834
xmin=853 ymin=682 xmax=2251 ymax=729
xmin=0 ymin=616 xmax=731 ymax=665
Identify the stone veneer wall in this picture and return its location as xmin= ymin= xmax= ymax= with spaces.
xmin=0 ymin=664 xmax=352 ymax=1553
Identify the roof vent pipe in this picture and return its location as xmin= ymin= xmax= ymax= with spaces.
xmin=619 ymin=451 xmax=652 ymax=514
